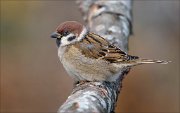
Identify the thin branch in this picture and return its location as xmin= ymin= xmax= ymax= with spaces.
xmin=58 ymin=0 xmax=132 ymax=113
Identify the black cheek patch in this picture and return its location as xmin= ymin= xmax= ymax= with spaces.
xmin=67 ymin=36 xmax=76 ymax=41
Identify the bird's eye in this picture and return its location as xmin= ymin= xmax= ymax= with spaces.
xmin=62 ymin=31 xmax=69 ymax=36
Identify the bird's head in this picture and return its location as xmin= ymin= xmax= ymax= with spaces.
xmin=51 ymin=21 xmax=87 ymax=47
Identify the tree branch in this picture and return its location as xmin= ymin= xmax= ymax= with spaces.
xmin=58 ymin=0 xmax=132 ymax=113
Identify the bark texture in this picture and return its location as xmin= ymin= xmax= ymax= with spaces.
xmin=58 ymin=0 xmax=132 ymax=113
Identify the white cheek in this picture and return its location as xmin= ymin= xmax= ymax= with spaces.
xmin=60 ymin=33 xmax=75 ymax=46
xmin=61 ymin=37 xmax=70 ymax=46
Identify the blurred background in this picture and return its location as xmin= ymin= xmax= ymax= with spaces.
xmin=0 ymin=1 xmax=179 ymax=113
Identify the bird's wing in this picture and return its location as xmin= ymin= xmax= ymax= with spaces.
xmin=74 ymin=32 xmax=139 ymax=63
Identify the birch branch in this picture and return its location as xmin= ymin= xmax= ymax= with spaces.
xmin=58 ymin=0 xmax=132 ymax=113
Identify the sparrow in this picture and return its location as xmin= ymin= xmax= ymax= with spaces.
xmin=51 ymin=21 xmax=169 ymax=82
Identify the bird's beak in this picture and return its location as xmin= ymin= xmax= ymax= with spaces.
xmin=50 ymin=32 xmax=62 ymax=39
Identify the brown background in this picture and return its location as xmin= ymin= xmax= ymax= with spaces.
xmin=1 ymin=1 xmax=179 ymax=113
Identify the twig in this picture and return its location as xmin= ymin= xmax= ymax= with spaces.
xmin=58 ymin=0 xmax=132 ymax=113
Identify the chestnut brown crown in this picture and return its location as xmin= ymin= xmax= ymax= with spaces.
xmin=56 ymin=21 xmax=83 ymax=36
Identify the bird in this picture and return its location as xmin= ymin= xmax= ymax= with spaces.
xmin=51 ymin=21 xmax=170 ymax=82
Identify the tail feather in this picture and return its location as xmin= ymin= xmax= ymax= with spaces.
xmin=139 ymin=59 xmax=171 ymax=64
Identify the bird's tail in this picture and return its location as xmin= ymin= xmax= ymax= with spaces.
xmin=138 ymin=59 xmax=171 ymax=64
xmin=123 ymin=55 xmax=171 ymax=66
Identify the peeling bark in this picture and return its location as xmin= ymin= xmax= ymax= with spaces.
xmin=58 ymin=0 xmax=132 ymax=113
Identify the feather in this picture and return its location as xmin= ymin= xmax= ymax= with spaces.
xmin=74 ymin=32 xmax=139 ymax=63
xmin=73 ymin=32 xmax=170 ymax=65
xmin=138 ymin=59 xmax=171 ymax=64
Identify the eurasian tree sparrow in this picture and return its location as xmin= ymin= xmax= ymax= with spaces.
xmin=51 ymin=21 xmax=169 ymax=82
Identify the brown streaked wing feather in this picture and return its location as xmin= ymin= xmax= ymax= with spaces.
xmin=88 ymin=33 xmax=109 ymax=46
xmin=74 ymin=32 xmax=139 ymax=63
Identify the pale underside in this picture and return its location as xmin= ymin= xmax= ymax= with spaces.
xmin=59 ymin=45 xmax=128 ymax=81
xmin=58 ymin=33 xmax=134 ymax=81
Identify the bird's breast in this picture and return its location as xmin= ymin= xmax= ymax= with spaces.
xmin=58 ymin=45 xmax=121 ymax=81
